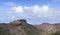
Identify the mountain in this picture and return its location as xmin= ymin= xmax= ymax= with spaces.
xmin=36 ymin=23 xmax=60 ymax=35
xmin=0 ymin=19 xmax=60 ymax=35
xmin=0 ymin=19 xmax=42 ymax=35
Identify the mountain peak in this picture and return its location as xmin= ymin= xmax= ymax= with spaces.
xmin=17 ymin=19 xmax=27 ymax=23
xmin=10 ymin=19 xmax=27 ymax=26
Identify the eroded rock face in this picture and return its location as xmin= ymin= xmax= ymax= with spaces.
xmin=17 ymin=19 xmax=27 ymax=23
xmin=10 ymin=19 xmax=27 ymax=26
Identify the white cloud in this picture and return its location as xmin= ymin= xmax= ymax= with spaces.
xmin=42 ymin=5 xmax=49 ymax=11
xmin=31 ymin=5 xmax=50 ymax=17
xmin=23 ymin=5 xmax=49 ymax=13
xmin=1 ymin=4 xmax=60 ymax=21
xmin=5 ymin=2 xmax=15 ymax=6
xmin=11 ymin=5 xmax=53 ymax=18
xmin=32 ymin=5 xmax=41 ymax=13
xmin=12 ymin=6 xmax=23 ymax=13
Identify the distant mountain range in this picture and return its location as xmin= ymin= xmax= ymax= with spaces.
xmin=0 ymin=19 xmax=60 ymax=35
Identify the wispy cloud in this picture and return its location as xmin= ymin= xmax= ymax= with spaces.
xmin=53 ymin=0 xmax=60 ymax=2
xmin=11 ymin=5 xmax=53 ymax=18
xmin=0 ymin=7 xmax=3 ymax=11
xmin=1 ymin=4 xmax=59 ymax=20
xmin=3 ymin=2 xmax=60 ymax=20
xmin=12 ymin=6 xmax=23 ymax=13
xmin=5 ymin=2 xmax=16 ymax=6
xmin=0 ymin=0 xmax=60 ymax=23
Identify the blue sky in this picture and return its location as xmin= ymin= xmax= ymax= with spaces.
xmin=0 ymin=0 xmax=60 ymax=25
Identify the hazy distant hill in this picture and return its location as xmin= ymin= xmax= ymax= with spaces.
xmin=0 ymin=19 xmax=60 ymax=35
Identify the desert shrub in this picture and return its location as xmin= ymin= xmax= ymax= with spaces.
xmin=0 ymin=27 xmax=11 ymax=35
xmin=52 ymin=31 xmax=60 ymax=35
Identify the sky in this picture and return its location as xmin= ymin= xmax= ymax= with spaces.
xmin=0 ymin=0 xmax=60 ymax=25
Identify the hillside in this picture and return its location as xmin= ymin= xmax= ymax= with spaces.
xmin=0 ymin=19 xmax=42 ymax=35
xmin=0 ymin=19 xmax=60 ymax=35
xmin=36 ymin=23 xmax=60 ymax=35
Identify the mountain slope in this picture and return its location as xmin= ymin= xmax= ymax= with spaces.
xmin=0 ymin=19 xmax=42 ymax=35
xmin=36 ymin=23 xmax=60 ymax=35
xmin=0 ymin=19 xmax=60 ymax=35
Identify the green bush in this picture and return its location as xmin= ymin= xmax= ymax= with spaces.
xmin=0 ymin=28 xmax=11 ymax=35
xmin=52 ymin=31 xmax=60 ymax=35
